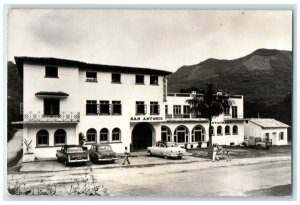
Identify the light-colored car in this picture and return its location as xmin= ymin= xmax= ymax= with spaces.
xmin=147 ymin=141 xmax=186 ymax=159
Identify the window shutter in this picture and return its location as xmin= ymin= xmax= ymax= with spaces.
xmin=158 ymin=105 xmax=160 ymax=115
xmin=109 ymin=104 xmax=112 ymax=114
xmin=144 ymin=104 xmax=147 ymax=114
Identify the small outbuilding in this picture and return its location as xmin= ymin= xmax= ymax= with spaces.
xmin=244 ymin=118 xmax=290 ymax=145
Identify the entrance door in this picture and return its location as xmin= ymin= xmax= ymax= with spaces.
xmin=132 ymin=123 xmax=153 ymax=151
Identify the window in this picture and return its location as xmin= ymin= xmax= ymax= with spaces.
xmin=174 ymin=126 xmax=189 ymax=143
xmin=45 ymin=66 xmax=58 ymax=78
xmin=150 ymin=102 xmax=160 ymax=115
xmin=161 ymin=126 xmax=171 ymax=142
xmin=36 ymin=130 xmax=49 ymax=147
xmin=112 ymin=128 xmax=121 ymax=141
xmin=232 ymin=125 xmax=238 ymax=135
xmin=225 ymin=125 xmax=230 ymax=135
xmin=100 ymin=101 xmax=110 ymax=115
xmin=136 ymin=101 xmax=146 ymax=115
xmin=86 ymin=72 xmax=97 ymax=82
xmin=279 ymin=132 xmax=284 ymax=140
xmin=210 ymin=126 xmax=215 ymax=136
xmin=217 ymin=126 xmax=223 ymax=135
xmin=112 ymin=73 xmax=121 ymax=83
xmin=173 ymin=105 xmax=181 ymax=115
xmin=192 ymin=125 xmax=205 ymax=142
xmin=135 ymin=75 xmax=144 ymax=84
xmin=44 ymin=99 xmax=59 ymax=116
xmin=100 ymin=128 xmax=109 ymax=142
xmin=224 ymin=106 xmax=230 ymax=115
xmin=112 ymin=101 xmax=122 ymax=115
xmin=54 ymin=129 xmax=66 ymax=145
xmin=232 ymin=106 xmax=238 ymax=118
xmin=87 ymin=128 xmax=97 ymax=143
xmin=183 ymin=105 xmax=191 ymax=118
xmin=150 ymin=76 xmax=158 ymax=85
xmin=165 ymin=105 xmax=168 ymax=114
xmin=86 ymin=100 xmax=97 ymax=115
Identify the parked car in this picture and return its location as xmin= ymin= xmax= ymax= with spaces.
xmin=56 ymin=145 xmax=90 ymax=166
xmin=242 ymin=136 xmax=272 ymax=150
xmin=88 ymin=144 xmax=118 ymax=163
xmin=147 ymin=141 xmax=186 ymax=159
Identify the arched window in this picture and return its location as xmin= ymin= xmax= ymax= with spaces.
xmin=225 ymin=126 xmax=230 ymax=135
xmin=86 ymin=128 xmax=97 ymax=143
xmin=112 ymin=128 xmax=121 ymax=141
xmin=192 ymin=125 xmax=205 ymax=142
xmin=54 ymin=129 xmax=66 ymax=145
xmin=36 ymin=129 xmax=49 ymax=147
xmin=174 ymin=126 xmax=189 ymax=143
xmin=100 ymin=128 xmax=109 ymax=142
xmin=210 ymin=126 xmax=215 ymax=136
xmin=233 ymin=125 xmax=238 ymax=135
xmin=217 ymin=126 xmax=223 ymax=135
xmin=161 ymin=126 xmax=171 ymax=142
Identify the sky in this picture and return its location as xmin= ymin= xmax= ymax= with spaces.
xmin=7 ymin=9 xmax=292 ymax=72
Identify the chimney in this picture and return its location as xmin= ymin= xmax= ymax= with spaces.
xmin=217 ymin=89 xmax=222 ymax=96
xmin=191 ymin=91 xmax=196 ymax=97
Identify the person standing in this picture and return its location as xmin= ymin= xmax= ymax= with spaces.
xmin=212 ymin=144 xmax=219 ymax=162
xmin=122 ymin=146 xmax=131 ymax=165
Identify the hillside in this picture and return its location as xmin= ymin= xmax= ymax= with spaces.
xmin=168 ymin=49 xmax=292 ymax=138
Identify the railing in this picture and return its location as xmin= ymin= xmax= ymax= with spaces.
xmin=166 ymin=113 xmax=244 ymax=120
xmin=223 ymin=114 xmax=244 ymax=119
xmin=23 ymin=112 xmax=80 ymax=122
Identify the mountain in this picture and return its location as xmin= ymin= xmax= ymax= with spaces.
xmin=167 ymin=49 xmax=292 ymax=139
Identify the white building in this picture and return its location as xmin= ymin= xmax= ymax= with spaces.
xmin=244 ymin=118 xmax=290 ymax=145
xmin=14 ymin=57 xmax=245 ymax=160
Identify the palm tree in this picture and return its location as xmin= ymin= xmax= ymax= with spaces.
xmin=186 ymin=84 xmax=231 ymax=157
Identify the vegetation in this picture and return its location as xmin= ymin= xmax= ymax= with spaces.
xmin=186 ymin=84 xmax=231 ymax=157
xmin=169 ymin=49 xmax=292 ymax=141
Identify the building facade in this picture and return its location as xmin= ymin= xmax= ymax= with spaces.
xmin=14 ymin=57 xmax=245 ymax=159
xmin=244 ymin=118 xmax=290 ymax=145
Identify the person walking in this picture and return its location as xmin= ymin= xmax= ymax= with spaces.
xmin=122 ymin=146 xmax=131 ymax=165
xmin=212 ymin=144 xmax=219 ymax=162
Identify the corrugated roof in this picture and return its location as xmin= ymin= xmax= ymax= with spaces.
xmin=248 ymin=118 xmax=290 ymax=128
xmin=14 ymin=56 xmax=172 ymax=77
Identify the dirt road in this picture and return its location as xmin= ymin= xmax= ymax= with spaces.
xmin=7 ymin=156 xmax=291 ymax=197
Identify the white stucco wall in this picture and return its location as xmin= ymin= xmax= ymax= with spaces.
xmin=244 ymin=121 xmax=288 ymax=145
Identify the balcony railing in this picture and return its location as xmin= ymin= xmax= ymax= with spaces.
xmin=166 ymin=113 xmax=244 ymax=120
xmin=23 ymin=112 xmax=80 ymax=122
xmin=223 ymin=114 xmax=244 ymax=119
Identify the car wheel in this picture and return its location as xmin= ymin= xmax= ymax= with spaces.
xmin=148 ymin=151 xmax=152 ymax=156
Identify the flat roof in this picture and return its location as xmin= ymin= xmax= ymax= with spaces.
xmin=14 ymin=56 xmax=172 ymax=77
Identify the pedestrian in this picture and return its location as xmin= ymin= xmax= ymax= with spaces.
xmin=122 ymin=146 xmax=131 ymax=165
xmin=212 ymin=144 xmax=219 ymax=162
xmin=224 ymin=150 xmax=231 ymax=161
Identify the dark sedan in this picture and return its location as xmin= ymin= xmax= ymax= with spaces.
xmin=89 ymin=144 xmax=118 ymax=163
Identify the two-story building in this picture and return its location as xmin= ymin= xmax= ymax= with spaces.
xmin=14 ymin=57 xmax=245 ymax=160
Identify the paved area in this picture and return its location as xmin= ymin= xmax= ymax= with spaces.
xmin=19 ymin=154 xmax=202 ymax=172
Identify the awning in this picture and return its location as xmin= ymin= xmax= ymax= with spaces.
xmin=35 ymin=91 xmax=69 ymax=98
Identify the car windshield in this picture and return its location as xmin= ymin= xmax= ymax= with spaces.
xmin=66 ymin=147 xmax=84 ymax=153
xmin=97 ymin=145 xmax=112 ymax=151
xmin=165 ymin=142 xmax=178 ymax=148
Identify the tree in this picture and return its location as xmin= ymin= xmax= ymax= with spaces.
xmin=186 ymin=84 xmax=231 ymax=157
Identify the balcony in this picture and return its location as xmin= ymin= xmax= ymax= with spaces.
xmin=23 ymin=111 xmax=80 ymax=123
xmin=223 ymin=114 xmax=244 ymax=120
xmin=165 ymin=114 xmax=206 ymax=121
